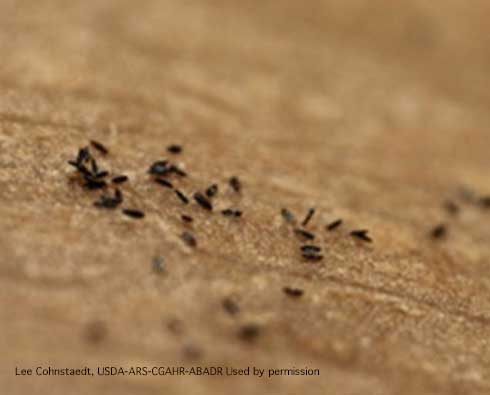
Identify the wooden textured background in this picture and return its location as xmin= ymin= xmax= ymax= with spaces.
xmin=1 ymin=1 xmax=490 ymax=394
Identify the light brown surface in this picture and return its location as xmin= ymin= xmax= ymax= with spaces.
xmin=1 ymin=1 xmax=490 ymax=394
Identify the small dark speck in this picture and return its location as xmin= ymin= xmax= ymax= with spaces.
xmin=167 ymin=144 xmax=183 ymax=154
xmin=281 ymin=208 xmax=296 ymax=224
xmin=94 ymin=188 xmax=123 ymax=209
xmin=479 ymin=196 xmax=490 ymax=209
xmin=444 ymin=200 xmax=459 ymax=215
xmin=181 ymin=231 xmax=197 ymax=247
xmin=350 ymin=229 xmax=373 ymax=243
xmin=112 ymin=175 xmax=128 ymax=184
xmin=205 ymin=184 xmax=218 ymax=198
xmin=152 ymin=256 xmax=165 ymax=274
xmin=229 ymin=176 xmax=241 ymax=193
xmin=68 ymin=160 xmax=80 ymax=169
xmin=115 ymin=188 xmax=123 ymax=202
xmin=76 ymin=146 xmax=91 ymax=164
xmin=167 ymin=319 xmax=184 ymax=335
xmin=95 ymin=170 xmax=109 ymax=179
xmin=83 ymin=179 xmax=107 ymax=190
xmin=90 ymin=157 xmax=99 ymax=175
xmin=90 ymin=140 xmax=109 ymax=155
xmin=169 ymin=165 xmax=187 ymax=177
xmin=175 ymin=190 xmax=189 ymax=204
xmin=326 ymin=219 xmax=343 ymax=231
xmin=156 ymin=178 xmax=174 ymax=189
xmin=75 ymin=163 xmax=92 ymax=177
xmin=83 ymin=321 xmax=107 ymax=344
xmin=431 ymin=224 xmax=447 ymax=239
xmin=222 ymin=298 xmax=240 ymax=315
xmin=182 ymin=344 xmax=202 ymax=361
xmin=301 ymin=208 xmax=316 ymax=227
xmin=238 ymin=324 xmax=261 ymax=342
xmin=222 ymin=208 xmax=242 ymax=218
xmin=301 ymin=245 xmax=321 ymax=253
xmin=148 ymin=160 xmax=170 ymax=176
xmin=294 ymin=228 xmax=315 ymax=241
xmin=283 ymin=287 xmax=304 ymax=297
xmin=181 ymin=214 xmax=193 ymax=223
xmin=193 ymin=192 xmax=213 ymax=211
xmin=122 ymin=208 xmax=145 ymax=219
xmin=302 ymin=252 xmax=323 ymax=262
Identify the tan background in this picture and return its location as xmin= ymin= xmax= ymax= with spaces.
xmin=1 ymin=1 xmax=490 ymax=394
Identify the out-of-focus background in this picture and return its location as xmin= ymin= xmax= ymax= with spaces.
xmin=1 ymin=1 xmax=490 ymax=394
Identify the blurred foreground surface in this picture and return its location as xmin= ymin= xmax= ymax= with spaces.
xmin=1 ymin=1 xmax=490 ymax=394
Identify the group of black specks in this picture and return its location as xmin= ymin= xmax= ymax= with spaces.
xmin=70 ymin=139 xmax=375 ymax=346
xmin=280 ymin=205 xmax=372 ymax=265
xmin=68 ymin=140 xmax=244 ymax=230
xmin=430 ymin=192 xmax=490 ymax=240
xmin=68 ymin=141 xmax=128 ymax=212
